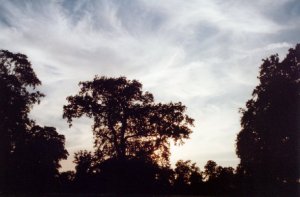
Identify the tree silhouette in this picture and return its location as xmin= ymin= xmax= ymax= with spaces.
xmin=63 ymin=76 xmax=194 ymax=166
xmin=58 ymin=171 xmax=75 ymax=192
xmin=72 ymin=150 xmax=96 ymax=191
xmin=98 ymin=157 xmax=170 ymax=194
xmin=203 ymin=160 xmax=236 ymax=195
xmin=174 ymin=160 xmax=203 ymax=194
xmin=236 ymin=44 xmax=300 ymax=195
xmin=0 ymin=50 xmax=68 ymax=192
xmin=63 ymin=76 xmax=194 ymax=193
xmin=74 ymin=150 xmax=95 ymax=180
xmin=203 ymin=160 xmax=218 ymax=181
xmin=12 ymin=126 xmax=68 ymax=192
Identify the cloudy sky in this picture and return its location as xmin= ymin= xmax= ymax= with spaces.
xmin=0 ymin=0 xmax=299 ymax=171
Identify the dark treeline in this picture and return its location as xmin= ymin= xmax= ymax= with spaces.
xmin=0 ymin=44 xmax=299 ymax=196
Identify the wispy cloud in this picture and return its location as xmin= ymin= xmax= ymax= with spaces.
xmin=0 ymin=0 xmax=299 ymax=170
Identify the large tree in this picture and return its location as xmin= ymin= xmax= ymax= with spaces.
xmin=63 ymin=76 xmax=194 ymax=166
xmin=0 ymin=50 xmax=68 ymax=192
xmin=236 ymin=44 xmax=300 ymax=193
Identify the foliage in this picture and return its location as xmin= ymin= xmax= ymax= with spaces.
xmin=174 ymin=160 xmax=202 ymax=186
xmin=0 ymin=50 xmax=68 ymax=192
xmin=203 ymin=160 xmax=236 ymax=195
xmin=203 ymin=160 xmax=218 ymax=181
xmin=174 ymin=160 xmax=203 ymax=194
xmin=236 ymin=44 xmax=300 ymax=194
xmin=58 ymin=171 xmax=75 ymax=192
xmin=0 ymin=49 xmax=43 ymax=167
xmin=11 ymin=125 xmax=68 ymax=191
xmin=64 ymin=76 xmax=194 ymax=166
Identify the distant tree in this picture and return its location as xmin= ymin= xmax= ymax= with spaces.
xmin=0 ymin=50 xmax=68 ymax=192
xmin=99 ymin=157 xmax=165 ymax=194
xmin=63 ymin=76 xmax=194 ymax=166
xmin=215 ymin=166 xmax=236 ymax=194
xmin=58 ymin=171 xmax=75 ymax=192
xmin=203 ymin=160 xmax=218 ymax=181
xmin=174 ymin=160 xmax=203 ymax=194
xmin=215 ymin=166 xmax=235 ymax=184
xmin=203 ymin=160 xmax=236 ymax=195
xmin=74 ymin=150 xmax=95 ymax=177
xmin=73 ymin=150 xmax=96 ymax=191
xmin=236 ymin=44 xmax=300 ymax=194
xmin=60 ymin=171 xmax=75 ymax=183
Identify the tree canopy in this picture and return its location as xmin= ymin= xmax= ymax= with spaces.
xmin=63 ymin=76 xmax=194 ymax=166
xmin=0 ymin=50 xmax=68 ymax=192
xmin=0 ymin=50 xmax=43 ymax=157
xmin=236 ymin=44 xmax=300 ymax=194
xmin=173 ymin=160 xmax=203 ymax=194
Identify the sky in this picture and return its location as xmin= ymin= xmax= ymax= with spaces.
xmin=0 ymin=0 xmax=299 ymax=171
